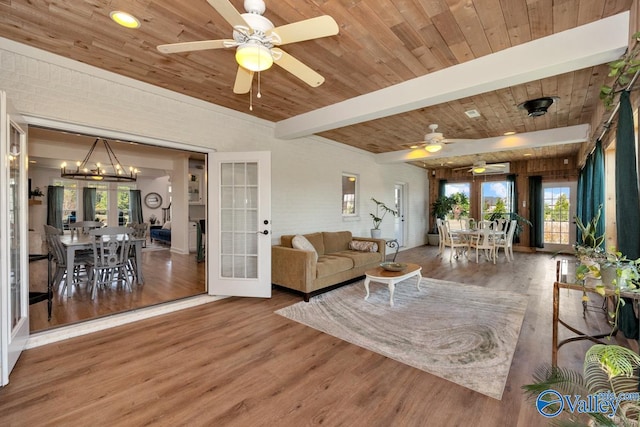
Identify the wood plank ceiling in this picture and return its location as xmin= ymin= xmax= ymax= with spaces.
xmin=0 ymin=0 xmax=633 ymax=169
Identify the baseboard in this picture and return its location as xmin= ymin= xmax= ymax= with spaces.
xmin=26 ymin=294 xmax=228 ymax=349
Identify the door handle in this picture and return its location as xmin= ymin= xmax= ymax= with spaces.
xmin=257 ymin=230 xmax=269 ymax=235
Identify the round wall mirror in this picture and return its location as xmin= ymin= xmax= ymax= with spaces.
xmin=144 ymin=192 xmax=163 ymax=209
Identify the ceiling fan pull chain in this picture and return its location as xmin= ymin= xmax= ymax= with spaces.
xmin=257 ymin=71 xmax=262 ymax=99
xmin=249 ymin=83 xmax=253 ymax=111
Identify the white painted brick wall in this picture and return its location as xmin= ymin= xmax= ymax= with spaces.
xmin=1 ymin=37 xmax=428 ymax=249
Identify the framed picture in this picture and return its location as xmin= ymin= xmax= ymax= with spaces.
xmin=144 ymin=192 xmax=163 ymax=209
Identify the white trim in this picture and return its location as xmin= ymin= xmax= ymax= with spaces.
xmin=26 ymin=295 xmax=227 ymax=348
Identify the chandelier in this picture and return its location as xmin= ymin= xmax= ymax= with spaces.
xmin=61 ymin=138 xmax=138 ymax=182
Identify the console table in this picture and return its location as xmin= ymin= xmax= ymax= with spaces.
xmin=552 ymin=260 xmax=640 ymax=366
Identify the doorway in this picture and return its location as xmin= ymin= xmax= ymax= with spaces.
xmin=27 ymin=125 xmax=209 ymax=332
xmin=394 ymin=183 xmax=406 ymax=247
xmin=541 ymin=181 xmax=577 ymax=253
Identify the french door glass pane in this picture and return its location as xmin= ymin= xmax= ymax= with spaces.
xmin=543 ymin=187 xmax=571 ymax=244
xmin=9 ymin=126 xmax=23 ymax=329
xmin=220 ymin=162 xmax=258 ymax=279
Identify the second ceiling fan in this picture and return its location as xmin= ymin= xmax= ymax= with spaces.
xmin=157 ymin=0 xmax=339 ymax=95
xmin=409 ymin=124 xmax=475 ymax=153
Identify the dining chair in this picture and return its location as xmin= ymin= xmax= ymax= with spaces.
xmin=68 ymin=220 xmax=104 ymax=238
xmin=88 ymin=226 xmax=134 ymax=300
xmin=127 ymin=222 xmax=148 ymax=248
xmin=495 ymin=219 xmax=518 ymax=262
xmin=468 ymin=227 xmax=496 ymax=264
xmin=436 ymin=218 xmax=445 ymax=256
xmin=477 ymin=220 xmax=495 ymax=230
xmin=43 ymin=224 xmax=93 ymax=295
xmin=441 ymin=222 xmax=469 ymax=262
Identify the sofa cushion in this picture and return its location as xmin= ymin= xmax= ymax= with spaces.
xmin=348 ymin=240 xmax=379 ymax=252
xmin=322 ymin=231 xmax=352 ymax=254
xmin=281 ymin=232 xmax=325 ymax=255
xmin=334 ymin=250 xmax=382 ymax=268
xmin=292 ymin=235 xmax=318 ymax=261
xmin=316 ymin=255 xmax=354 ymax=278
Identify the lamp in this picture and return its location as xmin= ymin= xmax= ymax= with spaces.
xmin=424 ymin=142 xmax=442 ymax=153
xmin=236 ymin=43 xmax=273 ymax=72
xmin=61 ymin=138 xmax=138 ymax=182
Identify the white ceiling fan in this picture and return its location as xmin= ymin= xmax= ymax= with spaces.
xmin=157 ymin=0 xmax=339 ymax=95
xmin=407 ymin=124 xmax=475 ymax=153
xmin=461 ymin=160 xmax=510 ymax=175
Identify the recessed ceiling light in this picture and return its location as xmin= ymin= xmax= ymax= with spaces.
xmin=524 ymin=153 xmax=532 ymax=157
xmin=110 ymin=11 xmax=140 ymax=29
xmin=464 ymin=109 xmax=481 ymax=118
xmin=503 ymin=131 xmax=516 ymax=136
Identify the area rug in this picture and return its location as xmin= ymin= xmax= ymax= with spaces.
xmin=275 ymin=277 xmax=528 ymax=400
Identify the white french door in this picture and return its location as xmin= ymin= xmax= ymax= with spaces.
xmin=208 ymin=151 xmax=271 ymax=298
xmin=394 ymin=183 xmax=406 ymax=247
xmin=1 ymin=91 xmax=29 ymax=386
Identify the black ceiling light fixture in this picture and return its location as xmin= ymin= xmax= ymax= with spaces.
xmin=517 ymin=96 xmax=559 ymax=117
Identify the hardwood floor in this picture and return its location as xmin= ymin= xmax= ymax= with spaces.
xmin=28 ymin=246 xmax=206 ymax=332
xmin=3 ymin=245 xmax=626 ymax=426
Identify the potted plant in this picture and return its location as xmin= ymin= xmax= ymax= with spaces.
xmin=428 ymin=194 xmax=454 ymax=246
xmin=370 ymin=197 xmax=398 ymax=238
xmin=523 ymin=344 xmax=640 ymax=425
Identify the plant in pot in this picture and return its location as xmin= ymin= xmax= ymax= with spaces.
xmin=574 ymin=205 xmax=607 ymax=285
xmin=428 ymin=194 xmax=454 ymax=246
xmin=522 ymin=344 xmax=640 ymax=425
xmin=370 ymin=197 xmax=398 ymax=238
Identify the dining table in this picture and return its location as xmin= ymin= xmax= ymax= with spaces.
xmin=59 ymin=233 xmax=145 ymax=297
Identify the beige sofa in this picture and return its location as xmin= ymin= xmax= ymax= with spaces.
xmin=272 ymin=231 xmax=386 ymax=301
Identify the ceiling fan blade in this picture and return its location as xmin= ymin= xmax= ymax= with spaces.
xmin=233 ymin=66 xmax=254 ymax=94
xmin=157 ymin=39 xmax=233 ymax=54
xmin=206 ymin=0 xmax=248 ymax=29
xmin=269 ymin=16 xmax=339 ymax=45
xmin=271 ymin=48 xmax=325 ymax=87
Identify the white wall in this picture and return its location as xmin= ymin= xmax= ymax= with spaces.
xmin=0 ymin=37 xmax=428 ymax=250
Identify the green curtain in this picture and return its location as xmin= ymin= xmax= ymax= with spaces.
xmin=576 ymin=166 xmax=584 ymax=244
xmin=129 ymin=190 xmax=144 ymax=223
xmin=528 ymin=176 xmax=543 ymax=248
xmin=592 ymin=140 xmax=605 ymax=243
xmin=46 ymin=185 xmax=64 ymax=231
xmin=616 ymin=91 xmax=640 ymax=259
xmin=615 ymin=91 xmax=640 ymax=340
xmin=438 ymin=179 xmax=447 ymax=197
xmin=82 ymin=187 xmax=96 ymax=222
xmin=506 ymin=174 xmax=520 ymax=243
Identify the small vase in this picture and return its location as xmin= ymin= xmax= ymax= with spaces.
xmin=371 ymin=229 xmax=382 ymax=238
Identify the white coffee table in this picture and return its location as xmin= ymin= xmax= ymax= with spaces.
xmin=364 ymin=263 xmax=422 ymax=306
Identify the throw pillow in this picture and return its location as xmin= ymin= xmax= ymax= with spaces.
xmin=349 ymin=240 xmax=379 ymax=252
xmin=162 ymin=221 xmax=172 ymax=230
xmin=292 ymin=235 xmax=318 ymax=261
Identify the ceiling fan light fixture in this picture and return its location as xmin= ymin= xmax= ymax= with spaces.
xmin=236 ymin=44 xmax=273 ymax=72
xmin=424 ymin=143 xmax=442 ymax=153
xmin=472 ymin=166 xmax=486 ymax=174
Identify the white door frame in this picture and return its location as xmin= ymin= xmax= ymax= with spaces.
xmin=208 ymin=151 xmax=272 ymax=298
xmin=394 ymin=183 xmax=407 ymax=247
xmin=541 ymin=181 xmax=578 ymax=253
xmin=1 ymin=91 xmax=29 ymax=386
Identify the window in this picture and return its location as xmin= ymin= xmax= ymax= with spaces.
xmin=117 ymin=184 xmax=136 ymax=225
xmin=342 ymin=173 xmax=358 ymax=216
xmin=52 ymin=179 xmax=77 ymax=229
xmin=480 ymin=181 xmax=513 ymax=220
xmin=89 ymin=184 xmax=109 ymax=224
xmin=444 ymin=182 xmax=471 ymax=217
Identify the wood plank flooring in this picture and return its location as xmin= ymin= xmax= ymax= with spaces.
xmin=3 ymin=245 xmax=627 ymax=426
xmin=28 ymin=246 xmax=206 ymax=332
